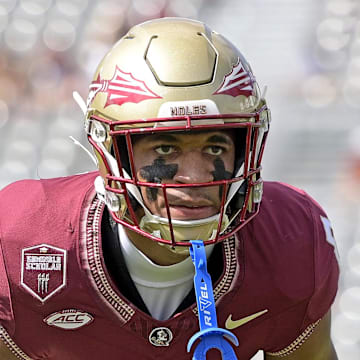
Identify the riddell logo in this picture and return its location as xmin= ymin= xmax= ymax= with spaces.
xmin=44 ymin=309 xmax=94 ymax=330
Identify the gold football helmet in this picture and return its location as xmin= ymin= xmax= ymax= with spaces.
xmin=85 ymin=17 xmax=270 ymax=247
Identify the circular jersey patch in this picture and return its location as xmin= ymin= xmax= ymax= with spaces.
xmin=149 ymin=327 xmax=173 ymax=347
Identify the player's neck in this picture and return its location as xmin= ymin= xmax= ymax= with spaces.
xmin=125 ymin=228 xmax=189 ymax=266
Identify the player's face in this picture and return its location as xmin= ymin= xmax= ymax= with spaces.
xmin=133 ymin=130 xmax=235 ymax=220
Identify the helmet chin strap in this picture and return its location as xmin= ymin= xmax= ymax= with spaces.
xmin=69 ymin=136 xmax=98 ymax=166
xmin=73 ymin=91 xmax=87 ymax=115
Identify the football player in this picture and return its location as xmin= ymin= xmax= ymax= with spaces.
xmin=0 ymin=18 xmax=339 ymax=359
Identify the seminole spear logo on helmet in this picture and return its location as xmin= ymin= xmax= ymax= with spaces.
xmin=87 ymin=66 xmax=162 ymax=108
xmin=213 ymin=58 xmax=256 ymax=98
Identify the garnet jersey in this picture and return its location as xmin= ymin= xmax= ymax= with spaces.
xmin=0 ymin=172 xmax=339 ymax=360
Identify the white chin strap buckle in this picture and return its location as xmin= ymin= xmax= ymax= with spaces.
xmin=253 ymin=180 xmax=263 ymax=204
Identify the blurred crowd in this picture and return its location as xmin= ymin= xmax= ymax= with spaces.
xmin=0 ymin=0 xmax=359 ymax=359
xmin=0 ymin=0 xmax=208 ymax=186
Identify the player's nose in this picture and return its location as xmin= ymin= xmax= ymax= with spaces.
xmin=173 ymin=151 xmax=213 ymax=184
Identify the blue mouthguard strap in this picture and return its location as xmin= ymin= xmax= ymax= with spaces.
xmin=187 ymin=240 xmax=239 ymax=360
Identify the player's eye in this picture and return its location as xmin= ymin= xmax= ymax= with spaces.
xmin=204 ymin=146 xmax=225 ymax=156
xmin=154 ymin=145 xmax=175 ymax=155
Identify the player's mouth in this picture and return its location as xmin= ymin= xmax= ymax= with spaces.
xmin=168 ymin=204 xmax=217 ymax=220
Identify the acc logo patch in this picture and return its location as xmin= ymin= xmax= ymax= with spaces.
xmin=149 ymin=327 xmax=173 ymax=347
xmin=21 ymin=244 xmax=67 ymax=302
xmin=44 ymin=309 xmax=94 ymax=330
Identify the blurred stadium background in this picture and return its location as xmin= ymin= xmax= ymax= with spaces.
xmin=0 ymin=0 xmax=359 ymax=359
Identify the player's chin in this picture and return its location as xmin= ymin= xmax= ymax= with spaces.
xmin=167 ymin=205 xmax=219 ymax=220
